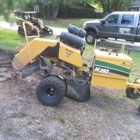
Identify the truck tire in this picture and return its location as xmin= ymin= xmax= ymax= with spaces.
xmin=86 ymin=31 xmax=97 ymax=44
xmin=36 ymin=76 xmax=66 ymax=106
xmin=126 ymin=87 xmax=140 ymax=99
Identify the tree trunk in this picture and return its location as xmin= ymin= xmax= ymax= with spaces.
xmin=41 ymin=5 xmax=46 ymax=20
xmin=52 ymin=0 xmax=63 ymax=20
xmin=52 ymin=6 xmax=59 ymax=20
xmin=46 ymin=5 xmax=50 ymax=19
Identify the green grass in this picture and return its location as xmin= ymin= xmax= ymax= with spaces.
xmin=0 ymin=16 xmax=15 ymax=24
xmin=127 ymin=50 xmax=140 ymax=81
xmin=0 ymin=28 xmax=24 ymax=50
xmin=0 ymin=27 xmax=58 ymax=50
xmin=45 ymin=18 xmax=94 ymax=29
xmin=0 ymin=16 xmax=6 ymax=21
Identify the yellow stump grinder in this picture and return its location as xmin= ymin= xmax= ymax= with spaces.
xmin=12 ymin=22 xmax=140 ymax=107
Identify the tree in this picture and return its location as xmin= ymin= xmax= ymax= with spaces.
xmin=0 ymin=0 xmax=33 ymax=20
xmin=33 ymin=0 xmax=64 ymax=20
xmin=34 ymin=0 xmax=93 ymax=20
xmin=92 ymin=0 xmax=135 ymax=13
xmin=0 ymin=0 xmax=14 ymax=19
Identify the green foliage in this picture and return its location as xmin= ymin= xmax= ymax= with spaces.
xmin=90 ymin=3 xmax=103 ymax=12
xmin=92 ymin=0 xmax=135 ymax=12
xmin=40 ymin=0 xmax=62 ymax=6
xmin=32 ymin=0 xmax=94 ymax=19
xmin=0 ymin=27 xmax=56 ymax=50
xmin=0 ymin=0 xmax=35 ymax=20
xmin=58 ymin=5 xmax=95 ymax=18
xmin=0 ymin=0 xmax=135 ymax=21
xmin=0 ymin=0 xmax=14 ymax=20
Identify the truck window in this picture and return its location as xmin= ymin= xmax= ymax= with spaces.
xmin=105 ymin=15 xmax=119 ymax=24
xmin=121 ymin=15 xmax=134 ymax=25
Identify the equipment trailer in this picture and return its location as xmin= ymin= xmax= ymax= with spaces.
xmin=12 ymin=22 xmax=140 ymax=107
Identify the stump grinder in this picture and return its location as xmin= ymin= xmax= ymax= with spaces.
xmin=12 ymin=22 xmax=140 ymax=107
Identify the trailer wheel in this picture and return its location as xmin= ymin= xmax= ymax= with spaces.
xmin=85 ymin=31 xmax=97 ymax=44
xmin=138 ymin=104 xmax=140 ymax=114
xmin=126 ymin=87 xmax=140 ymax=99
xmin=36 ymin=76 xmax=66 ymax=106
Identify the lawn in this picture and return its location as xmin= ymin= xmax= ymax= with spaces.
xmin=0 ymin=16 xmax=15 ymax=24
xmin=45 ymin=18 xmax=94 ymax=29
xmin=0 ymin=28 xmax=24 ymax=50
xmin=0 ymin=27 xmax=56 ymax=50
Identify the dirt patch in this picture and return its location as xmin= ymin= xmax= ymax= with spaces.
xmin=0 ymin=49 xmax=140 ymax=140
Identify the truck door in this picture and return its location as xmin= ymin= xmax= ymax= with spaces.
xmin=135 ymin=16 xmax=140 ymax=42
xmin=98 ymin=14 xmax=119 ymax=38
xmin=117 ymin=14 xmax=135 ymax=42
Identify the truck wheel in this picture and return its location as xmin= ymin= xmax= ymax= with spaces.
xmin=86 ymin=31 xmax=97 ymax=44
xmin=36 ymin=76 xmax=66 ymax=106
xmin=126 ymin=87 xmax=140 ymax=99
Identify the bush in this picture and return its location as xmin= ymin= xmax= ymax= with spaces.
xmin=58 ymin=5 xmax=95 ymax=18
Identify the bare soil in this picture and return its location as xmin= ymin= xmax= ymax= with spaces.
xmin=0 ymin=49 xmax=140 ymax=140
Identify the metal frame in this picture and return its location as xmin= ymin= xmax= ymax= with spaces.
xmin=22 ymin=21 xmax=40 ymax=63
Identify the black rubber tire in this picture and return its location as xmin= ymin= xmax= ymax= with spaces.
xmin=18 ymin=26 xmax=31 ymax=36
xmin=36 ymin=76 xmax=66 ymax=106
xmin=85 ymin=31 xmax=97 ymax=44
xmin=126 ymin=87 xmax=140 ymax=99
xmin=43 ymin=27 xmax=53 ymax=35
xmin=138 ymin=104 xmax=140 ymax=114
xmin=18 ymin=26 xmax=24 ymax=35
